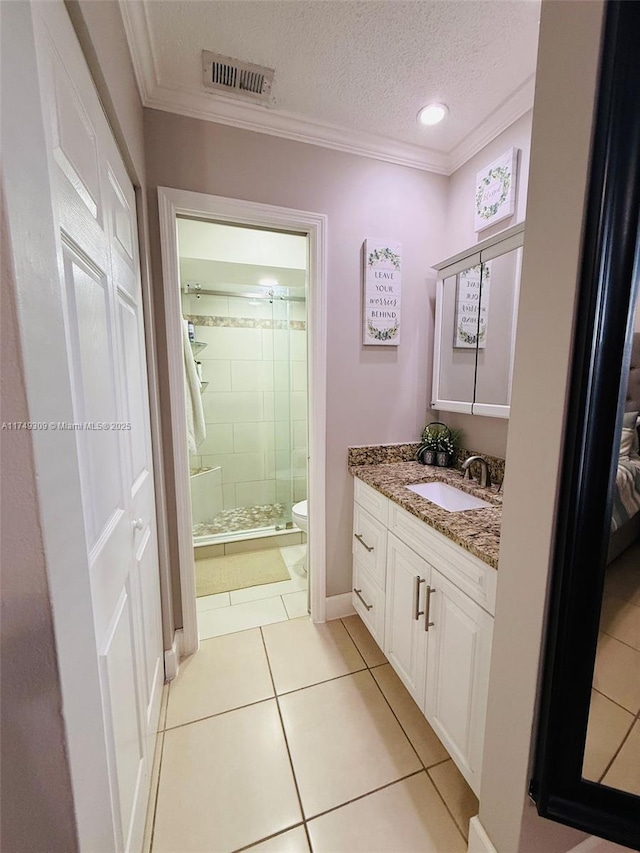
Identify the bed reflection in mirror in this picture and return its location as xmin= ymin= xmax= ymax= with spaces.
xmin=582 ymin=322 xmax=640 ymax=796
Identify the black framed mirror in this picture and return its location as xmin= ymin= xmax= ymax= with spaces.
xmin=530 ymin=1 xmax=640 ymax=848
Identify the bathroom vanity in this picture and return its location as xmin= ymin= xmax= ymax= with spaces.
xmin=432 ymin=223 xmax=524 ymax=418
xmin=349 ymin=460 xmax=500 ymax=796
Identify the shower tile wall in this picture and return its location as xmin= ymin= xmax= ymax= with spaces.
xmin=184 ymin=293 xmax=307 ymax=515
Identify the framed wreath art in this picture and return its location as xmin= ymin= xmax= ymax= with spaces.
xmin=363 ymin=239 xmax=402 ymax=347
xmin=474 ymin=148 xmax=519 ymax=232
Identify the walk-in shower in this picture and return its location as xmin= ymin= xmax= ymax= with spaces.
xmin=178 ymin=218 xmax=308 ymax=547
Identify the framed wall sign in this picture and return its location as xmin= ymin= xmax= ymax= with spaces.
xmin=454 ymin=262 xmax=491 ymax=348
xmin=363 ymin=239 xmax=402 ymax=346
xmin=474 ymin=148 xmax=519 ymax=232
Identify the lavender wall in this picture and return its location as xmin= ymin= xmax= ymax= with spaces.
xmin=144 ymin=110 xmax=448 ymax=598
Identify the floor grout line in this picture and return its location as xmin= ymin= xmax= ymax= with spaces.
xmin=274 ymin=665 xmax=368 ymax=698
xmin=230 ymin=821 xmax=307 ymax=853
xmin=304 ymin=768 xmax=426 ymax=823
xmin=598 ymin=624 xmax=640 ymax=654
xmin=425 ymin=763 xmax=472 ymax=845
xmin=146 ymin=730 xmax=165 ymax=853
xmin=365 ymin=668 xmax=427 ymax=771
xmin=198 ymin=612 xmax=290 ymax=642
xmin=164 ymin=612 xmax=474 ymax=849
xmin=591 ymin=685 xmax=640 ymax=716
xmin=163 ymin=641 xmax=369 ymax=733
xmin=345 ymin=617 xmax=474 ymax=843
xmin=163 ymin=695 xmax=275 ymax=732
xmin=596 ymin=713 xmax=638 ymax=784
xmin=259 ymin=626 xmax=314 ymax=853
xmin=340 ymin=617 xmax=386 ymax=670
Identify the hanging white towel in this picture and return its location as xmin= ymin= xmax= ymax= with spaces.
xmin=183 ymin=319 xmax=206 ymax=453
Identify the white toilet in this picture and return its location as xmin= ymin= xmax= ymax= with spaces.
xmin=291 ymin=500 xmax=308 ymax=575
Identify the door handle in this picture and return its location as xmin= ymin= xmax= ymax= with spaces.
xmin=132 ymin=518 xmax=144 ymax=531
xmin=424 ymin=586 xmax=436 ymax=632
xmin=353 ymin=588 xmax=373 ymax=611
xmin=354 ymin=533 xmax=374 ymax=552
xmin=414 ymin=575 xmax=425 ymax=620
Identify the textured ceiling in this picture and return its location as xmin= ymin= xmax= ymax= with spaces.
xmin=143 ymin=0 xmax=540 ymax=153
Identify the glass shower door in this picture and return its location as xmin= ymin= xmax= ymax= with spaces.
xmin=270 ymin=293 xmax=294 ymax=528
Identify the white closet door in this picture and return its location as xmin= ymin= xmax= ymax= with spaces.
xmin=33 ymin=4 xmax=163 ymax=851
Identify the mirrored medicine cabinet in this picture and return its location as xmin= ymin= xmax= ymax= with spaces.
xmin=431 ymin=223 xmax=524 ymax=419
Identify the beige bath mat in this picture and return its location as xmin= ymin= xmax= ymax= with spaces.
xmin=196 ymin=548 xmax=290 ymax=597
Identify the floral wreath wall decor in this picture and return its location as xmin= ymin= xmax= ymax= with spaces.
xmin=454 ymin=262 xmax=491 ymax=349
xmin=363 ymin=239 xmax=402 ymax=346
xmin=474 ymin=148 xmax=519 ymax=232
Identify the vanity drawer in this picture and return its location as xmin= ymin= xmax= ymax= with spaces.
xmin=388 ymin=503 xmax=497 ymax=616
xmin=352 ymin=503 xmax=387 ymax=588
xmin=354 ymin=478 xmax=389 ymax=525
xmin=352 ymin=557 xmax=386 ymax=648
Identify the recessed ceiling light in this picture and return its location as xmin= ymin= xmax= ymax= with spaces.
xmin=259 ymin=277 xmax=279 ymax=288
xmin=418 ymin=103 xmax=448 ymax=126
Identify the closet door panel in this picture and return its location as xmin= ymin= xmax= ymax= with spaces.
xmin=34 ymin=5 xmax=164 ymax=850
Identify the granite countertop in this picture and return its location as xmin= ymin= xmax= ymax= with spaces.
xmin=349 ymin=460 xmax=502 ymax=569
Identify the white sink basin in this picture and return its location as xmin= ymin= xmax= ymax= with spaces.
xmin=406 ymin=481 xmax=492 ymax=512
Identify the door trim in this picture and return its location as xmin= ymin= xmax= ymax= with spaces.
xmin=157 ymin=187 xmax=328 ymax=654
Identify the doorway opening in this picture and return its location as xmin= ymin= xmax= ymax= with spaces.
xmin=158 ymin=188 xmax=327 ymax=654
xmin=178 ymin=217 xmax=309 ymax=636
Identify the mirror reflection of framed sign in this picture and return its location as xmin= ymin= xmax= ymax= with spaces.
xmin=474 ymin=148 xmax=519 ymax=232
xmin=454 ymin=262 xmax=491 ymax=349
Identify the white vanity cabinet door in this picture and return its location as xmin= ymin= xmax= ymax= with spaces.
xmin=424 ymin=566 xmax=494 ymax=796
xmin=384 ymin=534 xmax=430 ymax=707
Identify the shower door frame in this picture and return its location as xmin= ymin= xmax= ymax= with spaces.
xmin=158 ymin=187 xmax=327 ymax=654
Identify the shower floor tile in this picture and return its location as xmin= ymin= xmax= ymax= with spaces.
xmin=193 ymin=503 xmax=286 ymax=537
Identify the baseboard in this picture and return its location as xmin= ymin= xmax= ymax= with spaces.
xmin=163 ymin=628 xmax=183 ymax=681
xmin=325 ymin=592 xmax=356 ymax=620
xmin=468 ymin=817 xmax=498 ymax=853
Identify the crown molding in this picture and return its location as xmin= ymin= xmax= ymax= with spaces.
xmin=146 ymin=82 xmax=451 ymax=174
xmin=119 ymin=0 xmax=535 ymax=177
xmin=447 ymin=75 xmax=536 ymax=173
xmin=119 ymin=0 xmax=158 ymax=101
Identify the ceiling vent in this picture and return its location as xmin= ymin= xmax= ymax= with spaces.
xmin=202 ymin=51 xmax=274 ymax=105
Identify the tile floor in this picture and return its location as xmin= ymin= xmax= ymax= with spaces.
xmin=583 ymin=541 xmax=640 ymax=794
xmin=145 ymin=614 xmax=478 ymax=853
xmin=197 ymin=546 xmax=308 ymax=639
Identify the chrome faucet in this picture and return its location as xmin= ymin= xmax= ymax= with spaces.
xmin=461 ymin=455 xmax=492 ymax=489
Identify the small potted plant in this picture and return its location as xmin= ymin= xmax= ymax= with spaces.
xmin=417 ymin=423 xmax=462 ymax=467
xmin=417 ymin=429 xmax=439 ymax=465
xmin=435 ymin=432 xmax=455 ymax=467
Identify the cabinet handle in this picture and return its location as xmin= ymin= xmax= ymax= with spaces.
xmin=353 ymin=588 xmax=373 ymax=611
xmin=414 ymin=575 xmax=425 ymax=620
xmin=424 ymin=586 xmax=436 ymax=632
xmin=354 ymin=533 xmax=374 ymax=553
